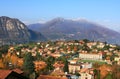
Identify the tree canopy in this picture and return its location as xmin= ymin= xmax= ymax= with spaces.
xmin=23 ymin=52 xmax=34 ymax=75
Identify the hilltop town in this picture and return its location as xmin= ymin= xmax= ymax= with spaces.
xmin=0 ymin=39 xmax=120 ymax=79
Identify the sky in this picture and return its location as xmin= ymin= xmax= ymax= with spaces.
xmin=0 ymin=0 xmax=120 ymax=32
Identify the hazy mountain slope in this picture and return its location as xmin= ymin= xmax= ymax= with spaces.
xmin=28 ymin=23 xmax=43 ymax=32
xmin=28 ymin=29 xmax=47 ymax=41
xmin=28 ymin=18 xmax=120 ymax=44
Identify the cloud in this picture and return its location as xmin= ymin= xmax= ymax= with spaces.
xmin=23 ymin=19 xmax=47 ymax=25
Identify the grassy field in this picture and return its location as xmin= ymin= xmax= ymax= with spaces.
xmin=77 ymin=59 xmax=107 ymax=64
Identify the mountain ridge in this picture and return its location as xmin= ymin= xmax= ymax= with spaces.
xmin=28 ymin=17 xmax=120 ymax=45
xmin=0 ymin=16 xmax=46 ymax=45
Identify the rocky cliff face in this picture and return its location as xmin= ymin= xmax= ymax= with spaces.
xmin=0 ymin=16 xmax=46 ymax=45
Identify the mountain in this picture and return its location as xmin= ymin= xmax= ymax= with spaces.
xmin=28 ymin=23 xmax=44 ymax=31
xmin=0 ymin=16 xmax=46 ymax=45
xmin=28 ymin=17 xmax=120 ymax=44
xmin=28 ymin=29 xmax=46 ymax=42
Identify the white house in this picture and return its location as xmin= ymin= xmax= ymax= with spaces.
xmin=79 ymin=53 xmax=102 ymax=60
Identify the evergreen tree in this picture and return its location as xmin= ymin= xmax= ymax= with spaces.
xmin=23 ymin=52 xmax=34 ymax=76
xmin=0 ymin=45 xmax=9 ymax=54
xmin=57 ymin=56 xmax=69 ymax=72
xmin=63 ymin=59 xmax=69 ymax=72
xmin=45 ymin=56 xmax=55 ymax=71
xmin=36 ymin=52 xmax=41 ymax=61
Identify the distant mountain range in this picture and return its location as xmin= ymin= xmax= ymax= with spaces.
xmin=28 ymin=17 xmax=120 ymax=45
xmin=0 ymin=16 xmax=119 ymax=45
xmin=0 ymin=16 xmax=46 ymax=45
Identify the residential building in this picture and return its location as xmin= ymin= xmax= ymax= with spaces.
xmin=79 ymin=53 xmax=102 ymax=60
xmin=114 ymin=57 xmax=120 ymax=61
xmin=68 ymin=62 xmax=93 ymax=74
xmin=68 ymin=64 xmax=81 ymax=74
xmin=79 ymin=68 xmax=94 ymax=79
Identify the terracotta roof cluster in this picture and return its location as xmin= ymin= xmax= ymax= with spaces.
xmin=80 ymin=68 xmax=94 ymax=75
xmin=0 ymin=69 xmax=23 ymax=79
xmin=50 ymin=69 xmax=65 ymax=77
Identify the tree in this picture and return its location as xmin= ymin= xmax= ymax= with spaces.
xmin=63 ymin=60 xmax=69 ymax=73
xmin=14 ymin=46 xmax=22 ymax=52
xmin=93 ymin=62 xmax=100 ymax=69
xmin=112 ymin=65 xmax=120 ymax=79
xmin=75 ymin=72 xmax=80 ymax=76
xmin=0 ymin=52 xmax=2 ymax=58
xmin=0 ymin=45 xmax=9 ymax=54
xmin=82 ymin=44 xmax=91 ymax=52
xmin=45 ymin=56 xmax=55 ymax=72
xmin=74 ymin=40 xmax=79 ymax=43
xmin=35 ymin=52 xmax=41 ymax=61
xmin=23 ymin=52 xmax=34 ymax=76
xmin=115 ymin=45 xmax=120 ymax=51
xmin=93 ymin=69 xmax=100 ymax=79
xmin=105 ymin=73 xmax=112 ymax=79
xmin=57 ymin=56 xmax=69 ymax=72
xmin=103 ymin=45 xmax=110 ymax=50
xmin=83 ymin=39 xmax=89 ymax=43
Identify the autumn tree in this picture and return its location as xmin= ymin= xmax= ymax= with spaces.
xmin=112 ymin=65 xmax=120 ymax=79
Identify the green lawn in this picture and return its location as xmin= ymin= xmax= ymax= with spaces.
xmin=77 ymin=59 xmax=107 ymax=64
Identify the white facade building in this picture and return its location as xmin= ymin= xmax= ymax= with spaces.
xmin=79 ymin=53 xmax=102 ymax=60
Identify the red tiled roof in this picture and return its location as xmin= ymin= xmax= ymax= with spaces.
xmin=13 ymin=68 xmax=23 ymax=74
xmin=0 ymin=70 xmax=12 ymax=79
xmin=80 ymin=68 xmax=88 ymax=73
xmin=37 ymin=75 xmax=67 ymax=79
xmin=0 ymin=69 xmax=23 ymax=79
